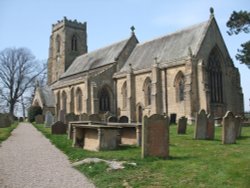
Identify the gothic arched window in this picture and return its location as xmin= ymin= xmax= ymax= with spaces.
xmin=70 ymin=88 xmax=75 ymax=113
xmin=56 ymin=35 xmax=61 ymax=53
xmin=174 ymin=72 xmax=185 ymax=102
xmin=76 ymin=88 xmax=82 ymax=112
xmin=121 ymin=81 xmax=127 ymax=109
xmin=71 ymin=35 xmax=77 ymax=51
xmin=143 ymin=77 xmax=152 ymax=106
xmin=99 ymin=87 xmax=110 ymax=112
xmin=62 ymin=91 xmax=67 ymax=111
xmin=208 ymin=48 xmax=223 ymax=103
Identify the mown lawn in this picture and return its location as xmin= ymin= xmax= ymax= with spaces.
xmin=0 ymin=122 xmax=18 ymax=143
xmin=34 ymin=123 xmax=250 ymax=188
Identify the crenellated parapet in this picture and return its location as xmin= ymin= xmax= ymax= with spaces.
xmin=52 ymin=16 xmax=86 ymax=32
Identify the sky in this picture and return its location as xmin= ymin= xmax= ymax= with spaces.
xmin=0 ymin=0 xmax=249 ymax=111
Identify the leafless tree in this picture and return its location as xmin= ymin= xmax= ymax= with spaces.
xmin=0 ymin=47 xmax=46 ymax=119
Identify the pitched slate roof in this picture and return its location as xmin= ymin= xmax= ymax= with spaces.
xmin=119 ymin=20 xmax=210 ymax=72
xmin=61 ymin=37 xmax=132 ymax=78
xmin=37 ymin=85 xmax=55 ymax=107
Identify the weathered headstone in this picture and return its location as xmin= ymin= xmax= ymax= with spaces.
xmin=79 ymin=113 xmax=89 ymax=121
xmin=0 ymin=113 xmax=11 ymax=128
xmin=194 ymin=109 xmax=207 ymax=140
xmin=51 ymin=121 xmax=67 ymax=134
xmin=222 ymin=111 xmax=236 ymax=144
xmin=142 ymin=114 xmax=169 ymax=159
xmin=177 ymin=116 xmax=187 ymax=134
xmin=45 ymin=111 xmax=54 ymax=127
xmin=35 ymin=114 xmax=44 ymax=124
xmin=65 ymin=112 xmax=79 ymax=124
xmin=89 ymin=114 xmax=101 ymax=122
xmin=207 ymin=114 xmax=215 ymax=140
xmin=59 ymin=109 xmax=66 ymax=123
xmin=119 ymin=116 xmax=129 ymax=123
xmin=107 ymin=116 xmax=118 ymax=123
xmin=235 ymin=116 xmax=242 ymax=138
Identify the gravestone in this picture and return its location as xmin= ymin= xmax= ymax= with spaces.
xmin=89 ymin=114 xmax=101 ymax=122
xmin=235 ymin=116 xmax=242 ymax=138
xmin=79 ymin=113 xmax=88 ymax=121
xmin=51 ymin=121 xmax=67 ymax=134
xmin=207 ymin=114 xmax=215 ymax=140
xmin=59 ymin=109 xmax=66 ymax=123
xmin=142 ymin=114 xmax=169 ymax=159
xmin=222 ymin=111 xmax=236 ymax=144
xmin=177 ymin=116 xmax=187 ymax=134
xmin=65 ymin=113 xmax=79 ymax=124
xmin=0 ymin=113 xmax=11 ymax=128
xmin=35 ymin=114 xmax=44 ymax=124
xmin=45 ymin=111 xmax=54 ymax=127
xmin=107 ymin=116 xmax=118 ymax=123
xmin=119 ymin=116 xmax=129 ymax=123
xmin=194 ymin=109 xmax=207 ymax=140
xmin=170 ymin=113 xmax=177 ymax=124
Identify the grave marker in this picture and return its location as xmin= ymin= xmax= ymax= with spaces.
xmin=142 ymin=114 xmax=169 ymax=159
xmin=222 ymin=111 xmax=236 ymax=144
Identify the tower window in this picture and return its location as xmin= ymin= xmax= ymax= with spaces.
xmin=71 ymin=35 xmax=78 ymax=51
xmin=56 ymin=35 xmax=61 ymax=53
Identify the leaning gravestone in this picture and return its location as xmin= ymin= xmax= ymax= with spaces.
xmin=207 ymin=114 xmax=215 ymax=140
xmin=177 ymin=116 xmax=187 ymax=134
xmin=194 ymin=109 xmax=207 ymax=140
xmin=89 ymin=114 xmax=101 ymax=122
xmin=35 ymin=114 xmax=44 ymax=124
xmin=0 ymin=113 xmax=11 ymax=128
xmin=235 ymin=116 xmax=242 ymax=138
xmin=51 ymin=121 xmax=67 ymax=134
xmin=45 ymin=111 xmax=54 ymax=127
xmin=222 ymin=111 xmax=236 ymax=144
xmin=119 ymin=116 xmax=129 ymax=123
xmin=142 ymin=114 xmax=169 ymax=159
xmin=59 ymin=109 xmax=66 ymax=123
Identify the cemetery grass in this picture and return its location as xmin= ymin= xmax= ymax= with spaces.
xmin=0 ymin=122 xmax=18 ymax=143
xmin=34 ymin=124 xmax=250 ymax=188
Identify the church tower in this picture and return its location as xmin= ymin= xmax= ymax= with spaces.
xmin=47 ymin=17 xmax=87 ymax=85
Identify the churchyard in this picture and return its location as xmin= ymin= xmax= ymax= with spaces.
xmin=34 ymin=115 xmax=250 ymax=188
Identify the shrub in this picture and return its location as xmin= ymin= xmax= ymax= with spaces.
xmin=28 ymin=106 xmax=42 ymax=122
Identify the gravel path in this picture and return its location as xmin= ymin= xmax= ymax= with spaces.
xmin=0 ymin=123 xmax=95 ymax=188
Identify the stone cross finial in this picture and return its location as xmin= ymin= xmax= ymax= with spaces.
xmin=130 ymin=26 xmax=135 ymax=35
xmin=128 ymin=63 xmax=133 ymax=73
xmin=210 ymin=7 xmax=214 ymax=18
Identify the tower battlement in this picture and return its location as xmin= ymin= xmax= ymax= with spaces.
xmin=52 ymin=17 xmax=86 ymax=32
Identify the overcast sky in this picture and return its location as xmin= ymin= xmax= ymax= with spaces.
xmin=0 ymin=0 xmax=249 ymax=111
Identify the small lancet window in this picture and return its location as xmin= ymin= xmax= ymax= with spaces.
xmin=143 ymin=77 xmax=152 ymax=106
xmin=174 ymin=71 xmax=185 ymax=102
xmin=76 ymin=88 xmax=82 ymax=112
xmin=121 ymin=81 xmax=127 ymax=109
xmin=71 ymin=35 xmax=77 ymax=51
xmin=56 ymin=35 xmax=61 ymax=53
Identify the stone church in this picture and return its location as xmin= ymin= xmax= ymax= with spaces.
xmin=32 ymin=11 xmax=244 ymax=123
